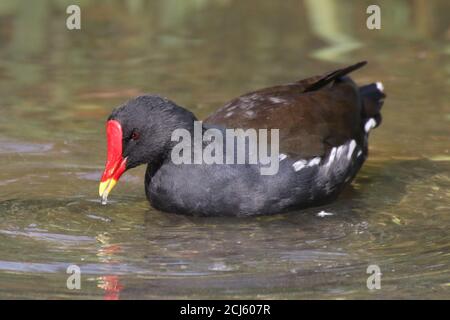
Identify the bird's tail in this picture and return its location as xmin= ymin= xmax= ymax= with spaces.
xmin=360 ymin=82 xmax=385 ymax=132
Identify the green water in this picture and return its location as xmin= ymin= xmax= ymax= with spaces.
xmin=0 ymin=0 xmax=449 ymax=299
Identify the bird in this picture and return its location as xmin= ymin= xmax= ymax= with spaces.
xmin=99 ymin=61 xmax=385 ymax=216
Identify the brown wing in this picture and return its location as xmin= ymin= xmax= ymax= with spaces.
xmin=204 ymin=63 xmax=366 ymax=159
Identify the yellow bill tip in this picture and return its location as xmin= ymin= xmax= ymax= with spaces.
xmin=99 ymin=179 xmax=117 ymax=200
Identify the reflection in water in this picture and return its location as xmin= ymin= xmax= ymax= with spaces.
xmin=0 ymin=0 xmax=449 ymax=299
xmin=96 ymin=233 xmax=124 ymax=300
xmin=98 ymin=276 xmax=123 ymax=300
xmin=304 ymin=0 xmax=362 ymax=62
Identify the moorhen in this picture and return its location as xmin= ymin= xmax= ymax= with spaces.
xmin=99 ymin=61 xmax=385 ymax=216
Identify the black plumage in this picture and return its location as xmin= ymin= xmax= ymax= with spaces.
xmin=103 ymin=61 xmax=385 ymax=216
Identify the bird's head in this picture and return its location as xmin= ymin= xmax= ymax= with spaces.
xmin=99 ymin=95 xmax=196 ymax=203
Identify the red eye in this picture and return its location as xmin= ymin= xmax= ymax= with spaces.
xmin=131 ymin=131 xmax=140 ymax=140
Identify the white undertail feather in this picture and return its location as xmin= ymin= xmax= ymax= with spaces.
xmin=376 ymin=81 xmax=384 ymax=92
xmin=365 ymin=118 xmax=377 ymax=133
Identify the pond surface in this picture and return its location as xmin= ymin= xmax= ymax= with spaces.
xmin=0 ymin=0 xmax=449 ymax=299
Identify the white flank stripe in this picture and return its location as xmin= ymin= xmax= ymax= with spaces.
xmin=347 ymin=140 xmax=357 ymax=160
xmin=307 ymin=157 xmax=321 ymax=167
xmin=336 ymin=145 xmax=345 ymax=158
xmin=326 ymin=147 xmax=337 ymax=167
xmin=293 ymin=160 xmax=307 ymax=171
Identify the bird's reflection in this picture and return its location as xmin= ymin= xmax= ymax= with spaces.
xmin=96 ymin=233 xmax=124 ymax=300
xmin=97 ymin=275 xmax=124 ymax=300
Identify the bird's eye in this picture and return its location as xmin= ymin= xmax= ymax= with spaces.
xmin=131 ymin=130 xmax=140 ymax=141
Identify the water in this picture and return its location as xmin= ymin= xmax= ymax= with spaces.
xmin=0 ymin=0 xmax=449 ymax=299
